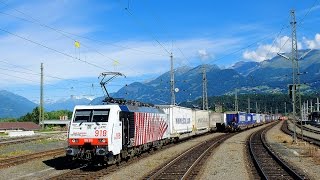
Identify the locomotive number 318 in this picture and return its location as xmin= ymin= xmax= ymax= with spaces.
xmin=95 ymin=130 xmax=107 ymax=137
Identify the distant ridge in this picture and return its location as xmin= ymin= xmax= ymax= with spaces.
xmin=0 ymin=90 xmax=36 ymax=118
xmin=45 ymin=97 xmax=91 ymax=111
xmin=105 ymin=49 xmax=320 ymax=104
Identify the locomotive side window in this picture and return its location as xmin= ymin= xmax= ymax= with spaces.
xmin=92 ymin=110 xmax=110 ymax=122
xmin=74 ymin=110 xmax=91 ymax=122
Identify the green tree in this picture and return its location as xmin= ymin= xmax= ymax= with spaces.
xmin=0 ymin=118 xmax=17 ymax=122
xmin=46 ymin=110 xmax=72 ymax=120
xmin=19 ymin=107 xmax=47 ymax=124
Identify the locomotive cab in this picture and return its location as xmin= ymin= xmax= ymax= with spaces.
xmin=66 ymin=105 xmax=122 ymax=162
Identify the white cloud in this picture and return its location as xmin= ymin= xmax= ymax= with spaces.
xmin=242 ymin=36 xmax=303 ymax=62
xmin=303 ymin=33 xmax=320 ymax=49
xmin=198 ymin=49 xmax=212 ymax=61
xmin=0 ymin=33 xmax=242 ymax=88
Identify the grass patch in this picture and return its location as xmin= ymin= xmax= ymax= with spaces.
xmin=0 ymin=150 xmax=31 ymax=159
xmin=34 ymin=138 xmax=60 ymax=145
xmin=273 ymin=133 xmax=292 ymax=144
xmin=0 ymin=132 xmax=8 ymax=137
xmin=36 ymin=125 xmax=66 ymax=132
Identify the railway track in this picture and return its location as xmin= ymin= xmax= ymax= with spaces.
xmin=310 ymin=123 xmax=320 ymax=128
xmin=0 ymin=136 xmax=47 ymax=147
xmin=249 ymin=123 xmax=306 ymax=179
xmin=0 ymin=131 xmax=67 ymax=147
xmin=298 ymin=124 xmax=320 ymax=135
xmin=49 ymin=133 xmax=233 ymax=180
xmin=0 ymin=148 xmax=65 ymax=169
xmin=145 ymin=133 xmax=235 ymax=179
xmin=48 ymin=139 xmax=185 ymax=179
xmin=282 ymin=120 xmax=320 ymax=146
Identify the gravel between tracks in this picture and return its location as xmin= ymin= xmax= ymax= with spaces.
xmin=0 ymin=133 xmax=67 ymax=159
xmin=197 ymin=124 xmax=268 ymax=180
xmin=4 ymin=123 xmax=319 ymax=180
xmin=288 ymin=121 xmax=320 ymax=140
xmin=0 ymin=133 xmax=67 ymax=180
xmin=0 ymin=155 xmax=68 ymax=180
xmin=266 ymin=120 xmax=320 ymax=180
xmin=100 ymin=132 xmax=224 ymax=180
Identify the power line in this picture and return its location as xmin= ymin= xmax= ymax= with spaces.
xmin=0 ymin=0 xmax=166 ymax=58
xmin=0 ymin=2 xmax=168 ymax=85
xmin=124 ymin=7 xmax=171 ymax=55
xmin=125 ymin=0 xmax=194 ymax=67
xmin=277 ymin=1 xmax=320 ymax=53
xmin=0 ymin=71 xmax=38 ymax=83
xmin=298 ymin=0 xmax=320 ymax=25
xmin=0 ymin=27 xmax=108 ymax=71
xmin=0 ymin=59 xmax=153 ymax=94
xmin=265 ymin=24 xmax=290 ymax=59
xmin=0 ymin=59 xmax=99 ymax=85
xmin=207 ymin=34 xmax=272 ymax=64
xmin=0 ymin=67 xmax=39 ymax=76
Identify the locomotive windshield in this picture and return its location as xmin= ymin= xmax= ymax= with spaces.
xmin=92 ymin=110 xmax=109 ymax=122
xmin=74 ymin=109 xmax=110 ymax=123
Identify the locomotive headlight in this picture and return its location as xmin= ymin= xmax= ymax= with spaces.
xmin=98 ymin=139 xmax=106 ymax=143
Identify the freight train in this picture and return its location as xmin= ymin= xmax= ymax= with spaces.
xmin=308 ymin=111 xmax=320 ymax=126
xmin=224 ymin=111 xmax=278 ymax=131
xmin=66 ymin=99 xmax=277 ymax=164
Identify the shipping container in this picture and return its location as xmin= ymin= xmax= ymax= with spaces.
xmin=157 ymin=105 xmax=193 ymax=136
xmin=193 ymin=109 xmax=210 ymax=131
xmin=209 ymin=112 xmax=223 ymax=130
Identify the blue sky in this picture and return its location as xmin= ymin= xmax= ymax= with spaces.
xmin=0 ymin=0 xmax=320 ymax=103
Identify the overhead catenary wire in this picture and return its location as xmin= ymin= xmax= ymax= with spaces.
xmin=124 ymin=0 xmax=194 ymax=67
xmin=124 ymin=7 xmax=171 ymax=56
xmin=120 ymin=1 xmax=198 ymax=103
xmin=1 ymin=0 xmax=318 ymax=102
xmin=265 ymin=24 xmax=290 ymax=59
xmin=0 ymin=0 xmax=166 ymax=57
xmin=0 ymin=59 xmax=109 ymax=92
xmin=0 ymin=71 xmax=38 ymax=83
xmin=299 ymin=0 xmax=320 ymax=25
xmin=0 ymin=0 xmax=167 ymax=87
xmin=277 ymin=1 xmax=320 ymax=54
xmin=0 ymin=27 xmax=109 ymax=71
xmin=0 ymin=60 xmax=157 ymax=95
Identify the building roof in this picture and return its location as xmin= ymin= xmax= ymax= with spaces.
xmin=0 ymin=122 xmax=40 ymax=131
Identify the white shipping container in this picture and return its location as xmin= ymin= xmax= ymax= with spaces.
xmin=193 ymin=109 xmax=210 ymax=130
xmin=256 ymin=114 xmax=261 ymax=123
xmin=209 ymin=112 xmax=223 ymax=128
xmin=157 ymin=105 xmax=193 ymax=135
xmin=261 ymin=114 xmax=266 ymax=123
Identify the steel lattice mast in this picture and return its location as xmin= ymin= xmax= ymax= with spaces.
xmin=235 ymin=89 xmax=238 ymax=111
xmin=290 ymin=9 xmax=303 ymax=142
xmin=170 ymin=53 xmax=175 ymax=105
xmin=202 ymin=65 xmax=208 ymax=110
xmin=39 ymin=63 xmax=44 ymax=129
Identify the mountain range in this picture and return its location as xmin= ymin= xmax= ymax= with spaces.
xmin=0 ymin=90 xmax=37 ymax=118
xmin=110 ymin=49 xmax=320 ymax=104
xmin=1 ymin=49 xmax=319 ymax=118
xmin=0 ymin=91 xmax=91 ymax=118
xmin=45 ymin=97 xmax=91 ymax=112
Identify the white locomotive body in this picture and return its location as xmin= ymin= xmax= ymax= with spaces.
xmin=66 ymin=103 xmax=171 ymax=163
